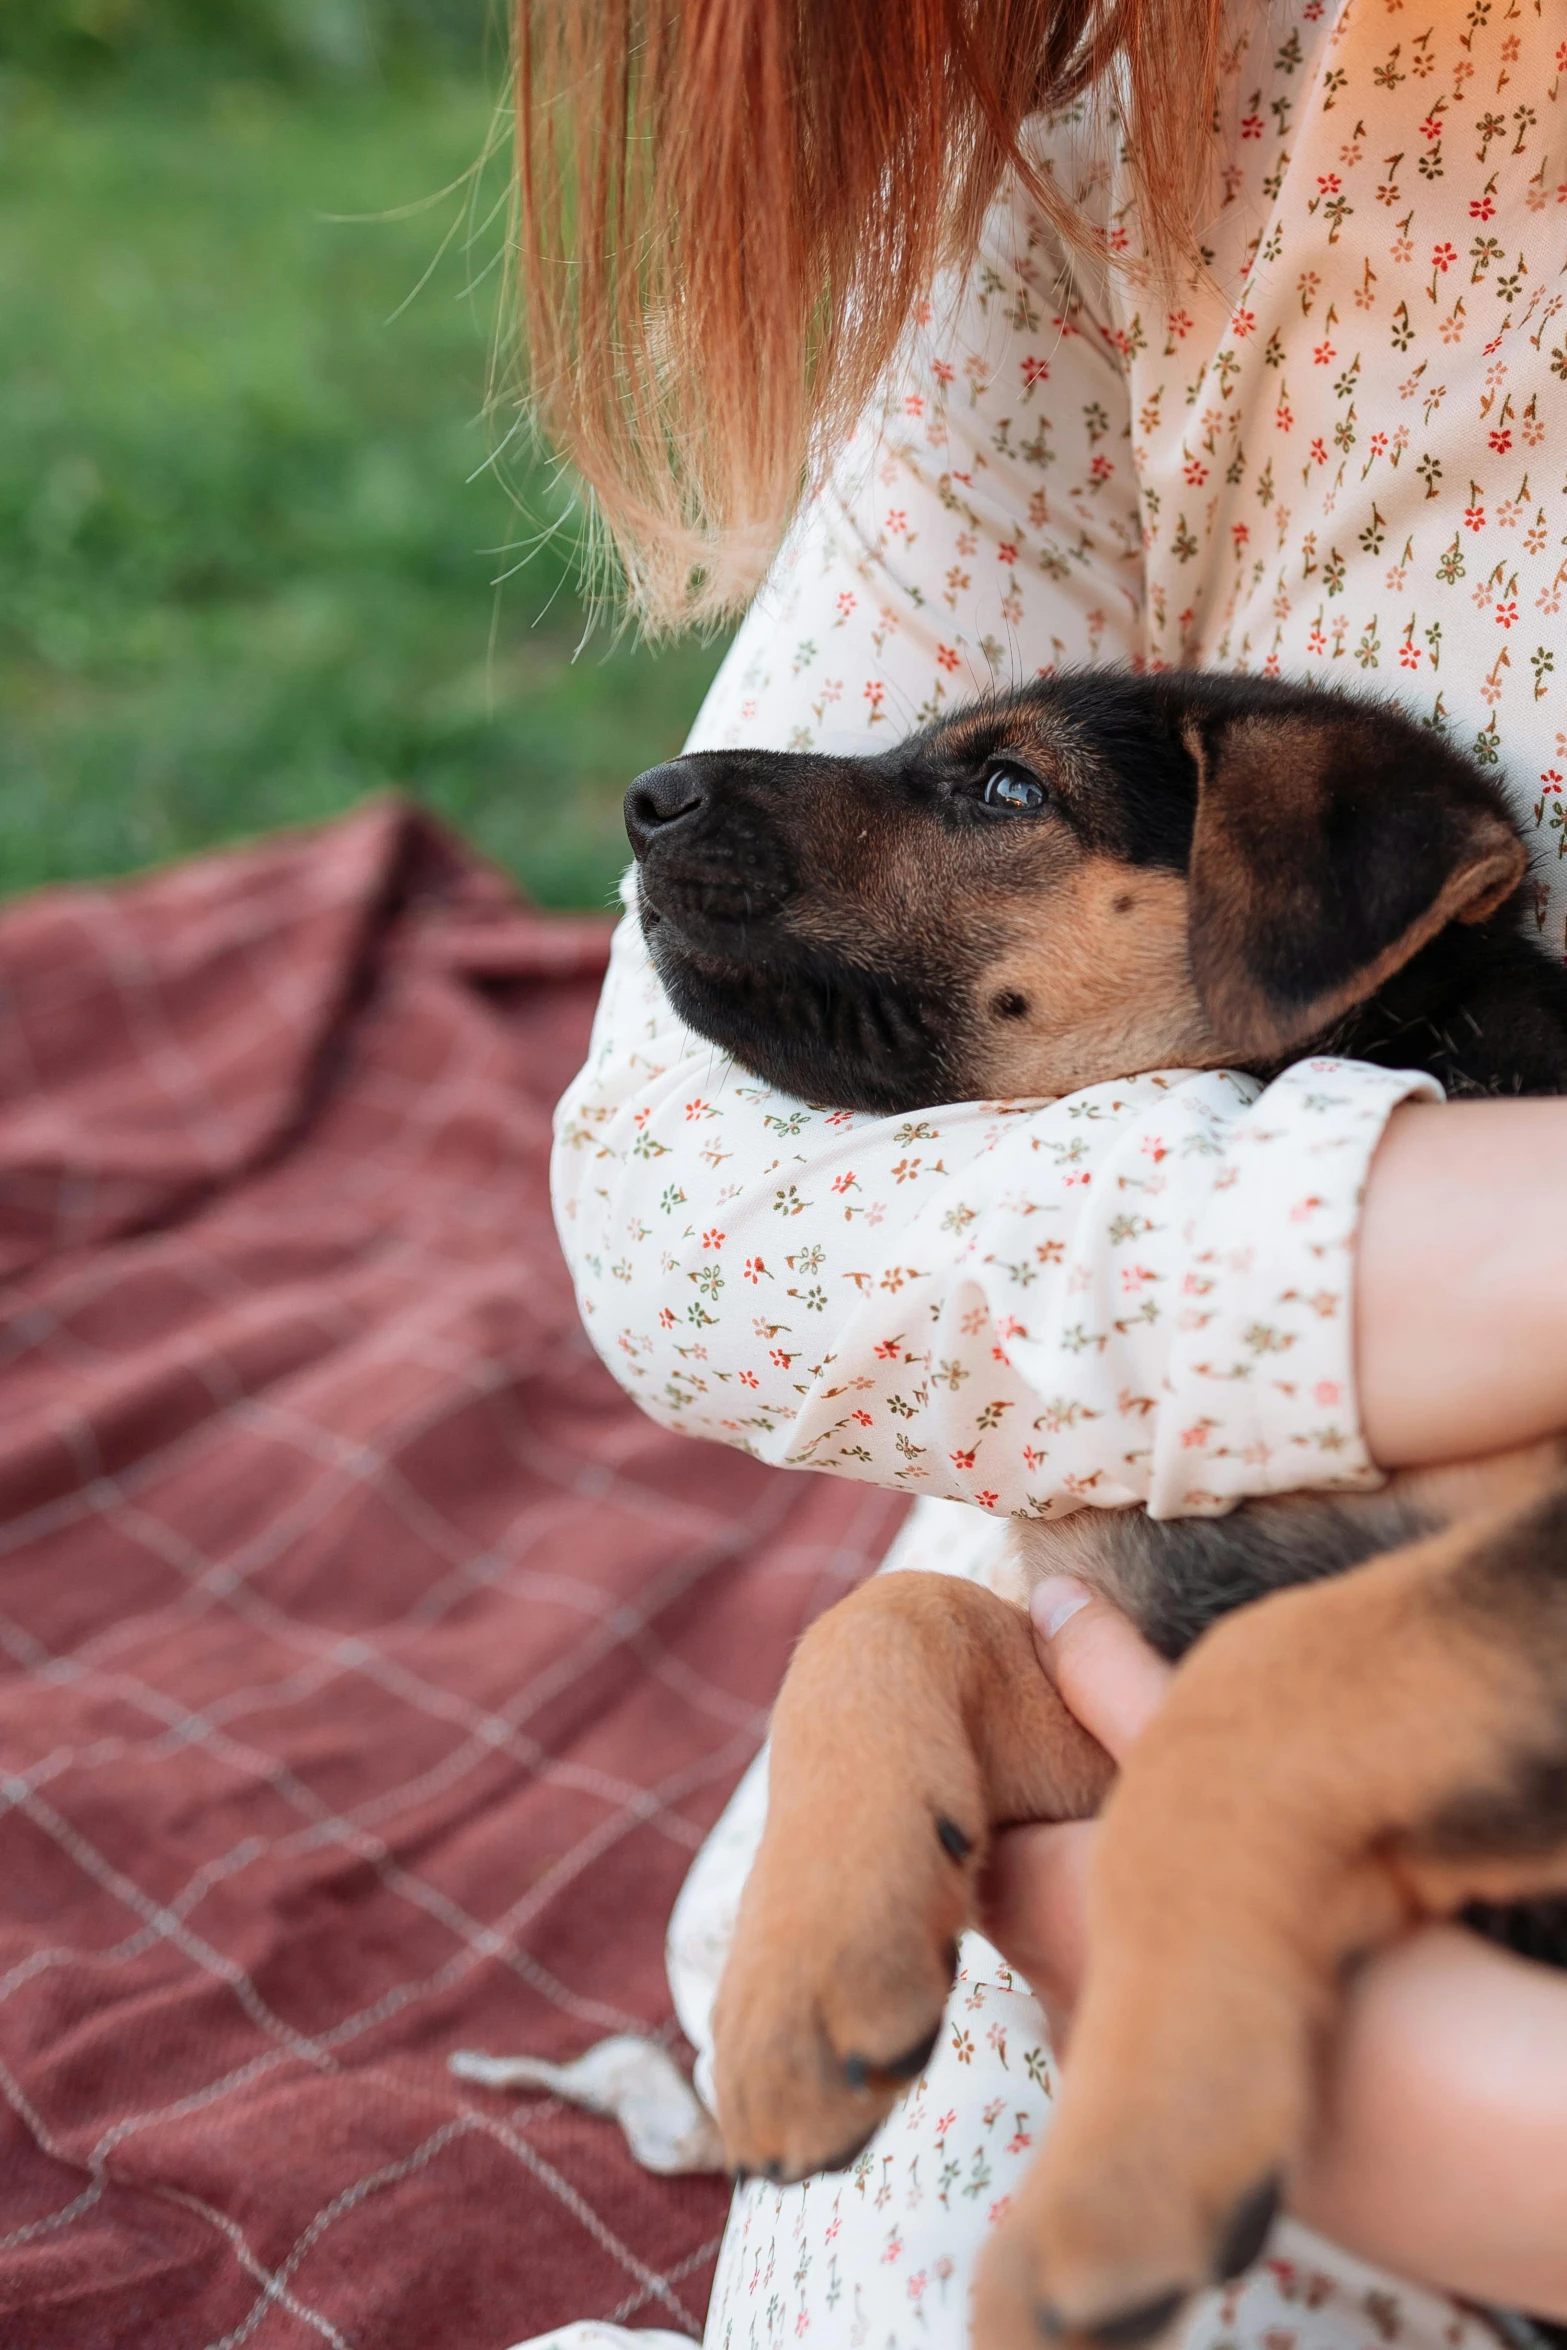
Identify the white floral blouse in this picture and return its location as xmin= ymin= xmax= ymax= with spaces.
xmin=539 ymin=0 xmax=1567 ymax=2343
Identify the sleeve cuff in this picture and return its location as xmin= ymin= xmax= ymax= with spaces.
xmin=1146 ymin=1059 xmax=1444 ymax=1520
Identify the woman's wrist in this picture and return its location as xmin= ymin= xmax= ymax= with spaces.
xmin=1356 ymin=1099 xmax=1567 ymax=1468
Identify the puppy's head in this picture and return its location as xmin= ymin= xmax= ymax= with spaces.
xmin=627 ymin=673 xmax=1525 ymax=1114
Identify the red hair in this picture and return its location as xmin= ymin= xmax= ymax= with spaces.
xmin=515 ymin=1 xmax=1225 ymax=629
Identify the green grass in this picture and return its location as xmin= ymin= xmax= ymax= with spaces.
xmin=0 ymin=68 xmax=728 ymax=909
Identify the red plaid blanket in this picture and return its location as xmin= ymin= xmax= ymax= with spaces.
xmin=0 ymin=804 xmax=904 ymax=2350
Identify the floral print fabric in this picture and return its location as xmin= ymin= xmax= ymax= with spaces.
xmin=544 ymin=0 xmax=1567 ymax=2341
xmin=559 ymin=924 xmax=1438 ymax=1520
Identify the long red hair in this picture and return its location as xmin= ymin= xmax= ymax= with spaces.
xmin=515 ymin=1 xmax=1225 ymax=630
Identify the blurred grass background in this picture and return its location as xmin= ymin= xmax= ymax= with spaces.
xmin=0 ymin=0 xmax=729 ymax=908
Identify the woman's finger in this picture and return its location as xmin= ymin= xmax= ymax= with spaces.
xmin=1028 ymin=1575 xmax=1174 ymax=1761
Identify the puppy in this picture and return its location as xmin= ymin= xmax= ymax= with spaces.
xmin=626 ymin=674 xmax=1567 ymax=2350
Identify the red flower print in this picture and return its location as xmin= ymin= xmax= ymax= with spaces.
xmin=743 ymin=1256 xmax=767 ymax=1281
xmin=1183 ymin=457 xmax=1209 ymax=485
xmin=1021 ymin=354 xmax=1050 ymax=388
xmin=997 ymin=542 xmax=1018 ymax=565
xmin=738 ymin=1369 xmax=759 ymax=1388
xmin=1496 ymin=600 xmax=1519 ymax=629
xmin=1309 ymin=437 xmax=1328 ymax=465
xmin=1489 ymin=429 xmax=1512 ymax=453
xmin=1232 ymin=307 xmax=1257 ymax=337
xmin=1431 ymin=241 xmax=1457 ymax=271
xmin=885 ymin=509 xmax=907 ymax=535
xmin=1240 ymin=113 xmax=1262 ymax=140
xmin=1470 ymin=196 xmax=1496 ymax=220
xmin=702 ymin=1229 xmax=724 ymax=1249
xmin=975 ymin=1490 xmax=1000 ymax=1509
xmin=935 ymin=644 xmax=960 ymax=673
xmin=1398 ymin=641 xmax=1422 ymax=668
xmin=873 ymin=1336 xmax=904 ymax=1360
xmin=1463 ymin=502 xmax=1486 ymax=531
xmin=950 ymin=1447 xmax=978 ymax=1470
xmin=1312 ymin=340 xmax=1336 ymax=364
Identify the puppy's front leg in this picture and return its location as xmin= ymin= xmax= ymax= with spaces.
xmin=975 ymin=1480 xmax=1567 ymax=2350
xmin=711 ymin=1569 xmax=1111 ymax=2184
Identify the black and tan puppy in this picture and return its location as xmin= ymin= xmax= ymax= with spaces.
xmin=625 ymin=675 xmax=1567 ymax=2350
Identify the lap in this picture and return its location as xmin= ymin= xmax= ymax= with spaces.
xmin=682 ymin=1498 xmax=1494 ymax=2350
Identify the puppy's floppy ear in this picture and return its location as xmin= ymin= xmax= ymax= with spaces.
xmin=1185 ymin=703 xmax=1527 ymax=1059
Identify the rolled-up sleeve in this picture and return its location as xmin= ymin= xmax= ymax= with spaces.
xmin=551 ymin=158 xmax=1439 ymax=1525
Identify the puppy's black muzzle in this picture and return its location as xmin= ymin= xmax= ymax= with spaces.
xmin=626 ymin=753 xmax=796 ymax=943
xmin=623 ymin=749 xmax=949 ymax=1115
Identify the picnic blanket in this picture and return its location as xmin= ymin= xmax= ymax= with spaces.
xmin=0 ymin=802 xmax=906 ymax=2350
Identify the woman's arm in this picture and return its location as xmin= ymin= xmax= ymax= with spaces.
xmin=1357 ymin=1098 xmax=1567 ymax=1469
xmin=553 ymin=163 xmax=1457 ymax=1529
xmin=982 ymin=1581 xmax=1567 ymax=2320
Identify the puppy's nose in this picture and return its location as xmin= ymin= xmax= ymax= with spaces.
xmin=625 ymin=760 xmax=707 ymax=858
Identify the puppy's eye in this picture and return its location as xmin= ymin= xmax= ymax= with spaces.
xmin=981 ymin=764 xmax=1046 ymax=813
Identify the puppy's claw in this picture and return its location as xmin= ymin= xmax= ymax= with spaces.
xmin=821 ymin=2123 xmax=881 ymax=2174
xmin=1076 ymin=2290 xmax=1189 ymax=2350
xmin=842 ymin=2017 xmax=942 ymax=2096
xmin=886 ymin=2019 xmax=942 ymax=2080
xmin=1214 ymin=2175 xmax=1281 ymax=2283
xmin=936 ymin=1812 xmax=974 ymax=1862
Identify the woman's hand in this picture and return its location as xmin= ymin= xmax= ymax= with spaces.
xmin=981 ymin=1576 xmax=1567 ymax=2320
xmin=977 ymin=1576 xmax=1170 ymax=2037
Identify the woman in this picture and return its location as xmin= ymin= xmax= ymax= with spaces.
xmin=528 ymin=1 xmax=1567 ymax=2342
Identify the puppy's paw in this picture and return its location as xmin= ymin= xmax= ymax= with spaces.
xmin=968 ymin=1843 xmax=1319 ymax=2347
xmin=973 ymin=2147 xmax=1281 ymax=2350
xmin=711 ymin=1793 xmax=980 ymax=2183
xmin=709 ymin=1567 xmax=1108 ymax=2188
